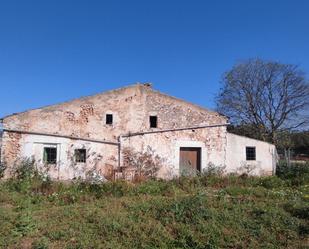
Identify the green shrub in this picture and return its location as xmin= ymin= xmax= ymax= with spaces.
xmin=85 ymin=180 xmax=134 ymax=198
xmin=224 ymin=186 xmax=252 ymax=196
xmin=256 ymin=176 xmax=286 ymax=189
xmin=11 ymin=158 xmax=38 ymax=180
xmin=4 ymin=158 xmax=49 ymax=194
xmin=276 ymin=161 xmax=309 ymax=186
xmin=135 ymin=179 xmax=172 ymax=195
xmin=12 ymin=212 xmax=36 ymax=237
xmin=171 ymin=176 xmax=203 ymax=193
xmin=298 ymin=222 xmax=309 ymax=237
xmin=284 ymin=202 xmax=309 ymax=219
xmin=145 ymin=193 xmax=212 ymax=225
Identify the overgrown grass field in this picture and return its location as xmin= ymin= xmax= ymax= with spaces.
xmin=0 ymin=163 xmax=308 ymax=248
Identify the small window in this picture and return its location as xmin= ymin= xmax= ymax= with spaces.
xmin=43 ymin=147 xmax=57 ymax=164
xmin=106 ymin=114 xmax=113 ymax=125
xmin=246 ymin=147 xmax=256 ymax=161
xmin=75 ymin=149 xmax=86 ymax=163
xmin=150 ymin=116 xmax=157 ymax=128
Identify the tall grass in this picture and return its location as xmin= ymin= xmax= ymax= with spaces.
xmin=0 ymin=161 xmax=308 ymax=248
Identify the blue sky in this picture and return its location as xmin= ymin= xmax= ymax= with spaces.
xmin=0 ymin=0 xmax=308 ymax=118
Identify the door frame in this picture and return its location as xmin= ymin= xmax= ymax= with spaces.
xmin=179 ymin=147 xmax=202 ymax=173
xmin=174 ymin=140 xmax=207 ymax=175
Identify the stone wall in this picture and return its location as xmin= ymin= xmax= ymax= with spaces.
xmin=1 ymin=83 xmax=228 ymax=179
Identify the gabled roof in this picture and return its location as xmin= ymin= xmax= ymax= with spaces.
xmin=1 ymin=83 xmax=226 ymax=120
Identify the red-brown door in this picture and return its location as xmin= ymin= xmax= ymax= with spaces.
xmin=179 ymin=147 xmax=201 ymax=175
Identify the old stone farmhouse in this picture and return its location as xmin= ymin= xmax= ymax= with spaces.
xmin=0 ymin=83 xmax=277 ymax=180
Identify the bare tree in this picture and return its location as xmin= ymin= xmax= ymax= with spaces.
xmin=216 ymin=59 xmax=309 ymax=144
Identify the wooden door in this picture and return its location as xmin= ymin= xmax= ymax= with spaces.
xmin=179 ymin=147 xmax=201 ymax=175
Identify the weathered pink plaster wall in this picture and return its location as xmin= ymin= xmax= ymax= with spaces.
xmin=0 ymin=83 xmax=231 ymax=179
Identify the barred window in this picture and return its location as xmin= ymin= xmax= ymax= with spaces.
xmin=43 ymin=147 xmax=57 ymax=164
xmin=75 ymin=149 xmax=86 ymax=163
xmin=246 ymin=147 xmax=256 ymax=161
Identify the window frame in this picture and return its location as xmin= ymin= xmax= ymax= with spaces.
xmin=74 ymin=149 xmax=87 ymax=163
xmin=43 ymin=146 xmax=57 ymax=164
xmin=149 ymin=115 xmax=158 ymax=128
xmin=246 ymin=146 xmax=256 ymax=161
xmin=106 ymin=114 xmax=113 ymax=125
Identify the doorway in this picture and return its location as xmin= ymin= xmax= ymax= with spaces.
xmin=179 ymin=147 xmax=201 ymax=175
